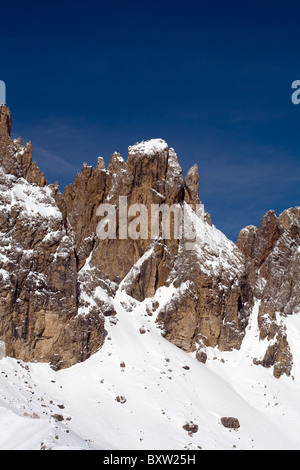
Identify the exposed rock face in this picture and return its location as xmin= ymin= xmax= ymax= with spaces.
xmin=0 ymin=107 xmax=46 ymax=187
xmin=0 ymin=106 xmax=105 ymax=370
xmin=87 ymin=140 xmax=253 ymax=357
xmin=155 ymin=207 xmax=253 ymax=356
xmin=0 ymin=105 xmax=298 ymax=378
xmin=89 ymin=139 xmax=183 ymax=287
xmin=238 ymin=207 xmax=300 ymax=377
xmin=63 ymin=159 xmax=107 ymax=270
xmin=65 ymin=137 xmax=253 ymax=358
xmin=184 ymin=164 xmax=200 ymax=207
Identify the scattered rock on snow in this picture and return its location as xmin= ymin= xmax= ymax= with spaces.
xmin=182 ymin=421 xmax=198 ymax=434
xmin=51 ymin=414 xmax=64 ymax=422
xmin=115 ymin=396 xmax=127 ymax=404
xmin=220 ymin=417 xmax=240 ymax=429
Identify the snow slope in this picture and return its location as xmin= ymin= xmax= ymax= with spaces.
xmin=1 ymin=290 xmax=300 ymax=450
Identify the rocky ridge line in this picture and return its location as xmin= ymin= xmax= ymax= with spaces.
xmin=0 ymin=105 xmax=298 ymax=378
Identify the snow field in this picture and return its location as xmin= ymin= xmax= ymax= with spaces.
xmin=1 ymin=293 xmax=300 ymax=450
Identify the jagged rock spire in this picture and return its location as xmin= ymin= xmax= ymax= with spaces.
xmin=0 ymin=105 xmax=11 ymax=139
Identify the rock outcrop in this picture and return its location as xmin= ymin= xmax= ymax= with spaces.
xmin=238 ymin=207 xmax=300 ymax=377
xmin=155 ymin=206 xmax=253 ymax=356
xmin=0 ymin=106 xmax=105 ymax=369
xmin=0 ymin=105 xmax=298 ymax=378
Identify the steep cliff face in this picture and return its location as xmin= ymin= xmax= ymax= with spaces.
xmin=0 ymin=105 xmax=298 ymax=378
xmin=61 ymin=136 xmax=254 ymax=361
xmin=0 ymin=106 xmax=104 ymax=370
xmin=237 ymin=207 xmax=300 ymax=378
xmin=155 ymin=207 xmax=252 ymax=357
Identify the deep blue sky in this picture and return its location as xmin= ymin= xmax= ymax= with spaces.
xmin=1 ymin=0 xmax=299 ymax=241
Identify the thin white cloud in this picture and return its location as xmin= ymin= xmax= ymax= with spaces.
xmin=33 ymin=145 xmax=79 ymax=174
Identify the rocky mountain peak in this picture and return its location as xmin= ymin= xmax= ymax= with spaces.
xmin=127 ymin=138 xmax=169 ymax=157
xmin=184 ymin=164 xmax=200 ymax=207
xmin=0 ymin=107 xmax=105 ymax=370
xmin=237 ymin=206 xmax=300 ymax=377
xmin=0 ymin=105 xmax=11 ymax=139
xmin=0 ymin=106 xmax=46 ymax=186
xmin=279 ymin=206 xmax=300 ymax=229
xmin=0 ymin=106 xmax=298 ymax=381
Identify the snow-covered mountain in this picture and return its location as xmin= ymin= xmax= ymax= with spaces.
xmin=0 ymin=105 xmax=299 ymax=450
xmin=1 ymin=296 xmax=300 ymax=450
